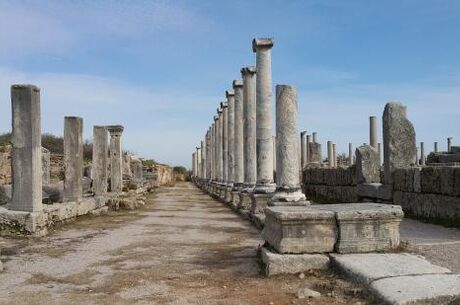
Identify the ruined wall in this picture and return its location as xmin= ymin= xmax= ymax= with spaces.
xmin=393 ymin=166 xmax=460 ymax=226
xmin=0 ymin=145 xmax=12 ymax=185
xmin=153 ymin=164 xmax=174 ymax=186
xmin=302 ymin=166 xmax=358 ymax=203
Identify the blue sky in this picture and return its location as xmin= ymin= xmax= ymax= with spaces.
xmin=0 ymin=0 xmax=459 ymax=167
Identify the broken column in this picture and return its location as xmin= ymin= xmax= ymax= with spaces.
xmin=383 ymin=102 xmax=416 ymax=184
xmin=312 ymin=132 xmax=317 ymax=143
xmin=370 ymin=116 xmax=377 ymax=149
xmin=434 ymin=142 xmax=438 ymax=153
xmin=251 ymin=38 xmax=276 ymax=221
xmin=420 ymin=142 xmax=425 ymax=166
xmin=239 ymin=66 xmax=257 ymax=212
xmin=10 ymin=85 xmax=43 ymax=212
xmin=63 ymin=116 xmax=83 ymax=202
xmin=355 ymin=145 xmax=380 ymax=184
xmin=348 ymin=143 xmax=353 ymax=165
xmin=448 ymin=137 xmax=452 ymax=152
xmin=108 ymin=125 xmax=124 ymax=193
xmin=92 ymin=126 xmax=108 ymax=197
xmin=300 ymin=131 xmax=307 ymax=169
xmin=270 ymin=85 xmax=308 ymax=206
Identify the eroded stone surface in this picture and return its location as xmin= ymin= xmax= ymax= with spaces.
xmin=355 ymin=145 xmax=380 ymax=184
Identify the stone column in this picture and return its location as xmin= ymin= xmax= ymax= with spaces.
xmin=420 ymin=142 xmax=425 ymax=165
xmin=242 ymin=66 xmax=257 ymax=190
xmin=217 ymin=108 xmax=224 ymax=182
xmin=270 ymin=85 xmax=308 ymax=205
xmin=378 ymin=143 xmax=382 ymax=165
xmin=233 ymin=80 xmax=244 ymax=189
xmin=370 ymin=116 xmax=378 ymax=149
xmin=132 ymin=159 xmax=143 ymax=184
xmin=448 ymin=137 xmax=452 ymax=152
xmin=212 ymin=117 xmax=218 ymax=181
xmin=312 ymin=132 xmax=318 ymax=143
xmin=348 ymin=143 xmax=353 ymax=165
xmin=221 ymin=103 xmax=228 ymax=184
xmin=434 ymin=142 xmax=438 ymax=153
xmin=108 ymin=125 xmax=124 ymax=193
xmin=92 ymin=126 xmax=108 ymax=197
xmin=10 ymin=85 xmax=42 ymax=212
xmin=226 ymin=90 xmax=235 ymax=186
xmin=332 ymin=143 xmax=337 ymax=168
xmin=42 ymin=148 xmax=50 ymax=186
xmin=300 ymin=131 xmax=307 ymax=169
xmin=196 ymin=147 xmax=201 ymax=179
xmin=306 ymin=134 xmax=312 ymax=163
xmin=200 ymin=140 xmax=205 ymax=180
xmin=253 ymin=37 xmax=275 ymax=193
xmin=327 ymin=141 xmax=333 ymax=167
xmin=206 ymin=128 xmax=212 ymax=181
xmin=63 ymin=116 xmax=83 ymax=202
xmin=192 ymin=152 xmax=196 ymax=177
xmin=273 ymin=135 xmax=277 ymax=175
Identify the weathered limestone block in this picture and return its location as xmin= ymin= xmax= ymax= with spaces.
xmin=356 ymin=146 xmax=381 ymax=184
xmin=0 ymin=145 xmax=12 ymax=185
xmin=421 ymin=166 xmax=456 ymax=196
xmin=108 ymin=125 xmax=124 ymax=193
xmin=394 ymin=191 xmax=460 ymax=226
xmin=262 ymin=206 xmax=337 ymax=254
xmin=63 ymin=116 xmax=83 ymax=203
xmin=392 ymin=168 xmax=421 ymax=193
xmin=357 ymin=183 xmax=393 ymax=201
xmin=0 ymin=185 xmax=12 ymax=205
xmin=308 ymin=142 xmax=322 ymax=164
xmin=92 ymin=126 xmax=108 ymax=196
xmin=261 ymin=246 xmax=330 ymax=276
xmin=383 ymin=102 xmax=417 ymax=184
xmin=316 ymin=203 xmax=403 ymax=253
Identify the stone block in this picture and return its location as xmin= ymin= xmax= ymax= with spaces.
xmin=356 ymin=145 xmax=381 ymax=184
xmin=238 ymin=191 xmax=252 ymax=211
xmin=330 ymin=253 xmax=450 ymax=284
xmin=261 ymin=246 xmax=329 ymax=276
xmin=421 ymin=166 xmax=456 ymax=196
xmin=316 ymin=203 xmax=403 ymax=253
xmin=370 ymin=274 xmax=460 ymax=305
xmin=230 ymin=190 xmax=240 ymax=210
xmin=250 ymin=193 xmax=272 ymax=215
xmin=357 ymin=183 xmax=393 ymax=201
xmin=262 ymin=206 xmax=337 ymax=254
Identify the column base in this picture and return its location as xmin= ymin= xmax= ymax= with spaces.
xmin=230 ymin=190 xmax=240 ymax=210
xmin=250 ymin=192 xmax=274 ymax=229
xmin=269 ymin=189 xmax=310 ymax=207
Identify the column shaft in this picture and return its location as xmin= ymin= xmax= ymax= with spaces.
xmin=108 ymin=126 xmax=124 ymax=193
xmin=327 ymin=141 xmax=333 ymax=167
xmin=233 ymin=80 xmax=244 ymax=187
xmin=93 ymin=126 xmax=108 ymax=196
xmin=242 ymin=67 xmax=257 ymax=188
xmin=64 ymin=116 xmax=83 ymax=202
xmin=370 ymin=116 xmax=378 ymax=149
xmin=226 ymin=91 xmax=235 ymax=185
xmin=10 ymin=85 xmax=42 ymax=212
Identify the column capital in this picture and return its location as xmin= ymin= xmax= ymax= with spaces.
xmin=225 ymin=90 xmax=234 ymax=98
xmin=107 ymin=125 xmax=124 ymax=135
xmin=252 ymin=38 xmax=274 ymax=52
xmin=241 ymin=66 xmax=256 ymax=76
xmin=301 ymin=130 xmax=308 ymax=136
xmin=220 ymin=101 xmax=228 ymax=109
xmin=214 ymin=115 xmax=218 ymax=121
xmin=232 ymin=79 xmax=243 ymax=88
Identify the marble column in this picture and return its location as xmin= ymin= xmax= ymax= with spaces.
xmin=300 ymin=131 xmax=307 ymax=169
xmin=306 ymin=134 xmax=312 ymax=163
xmin=242 ymin=66 xmax=257 ymax=189
xmin=10 ymin=85 xmax=42 ymax=212
xmin=270 ymin=85 xmax=308 ymax=205
xmin=206 ymin=128 xmax=212 ymax=181
xmin=108 ymin=125 xmax=124 ymax=193
xmin=253 ymin=37 xmax=275 ymax=193
xmin=63 ymin=116 xmax=83 ymax=202
xmin=370 ymin=116 xmax=378 ymax=149
xmin=327 ymin=141 xmax=333 ymax=167
xmin=448 ymin=137 xmax=452 ymax=152
xmin=92 ymin=126 xmax=108 ymax=197
xmin=226 ymin=90 xmax=235 ymax=186
xmin=348 ymin=143 xmax=353 ymax=165
xmin=420 ymin=142 xmax=425 ymax=165
xmin=233 ymin=80 xmax=244 ymax=189
xmin=434 ymin=142 xmax=438 ymax=153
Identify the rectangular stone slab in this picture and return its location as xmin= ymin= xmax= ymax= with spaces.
xmin=330 ymin=253 xmax=450 ymax=284
xmin=316 ymin=203 xmax=404 ymax=253
xmin=262 ymin=206 xmax=337 ymax=254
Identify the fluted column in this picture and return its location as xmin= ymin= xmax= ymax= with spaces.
xmin=253 ymin=37 xmax=276 ymax=193
xmin=270 ymin=85 xmax=308 ymax=205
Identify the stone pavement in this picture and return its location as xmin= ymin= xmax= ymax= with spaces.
xmin=0 ymin=182 xmax=366 ymax=305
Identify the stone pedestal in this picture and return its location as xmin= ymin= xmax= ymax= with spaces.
xmin=63 ymin=116 xmax=83 ymax=203
xmin=108 ymin=125 xmax=124 ymax=193
xmin=238 ymin=186 xmax=253 ymax=213
xmin=262 ymin=206 xmax=337 ymax=254
xmin=10 ymin=85 xmax=43 ymax=212
xmin=92 ymin=126 xmax=108 ymax=197
xmin=316 ymin=203 xmax=404 ymax=253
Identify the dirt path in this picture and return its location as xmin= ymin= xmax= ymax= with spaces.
xmin=0 ymin=182 xmax=367 ymax=305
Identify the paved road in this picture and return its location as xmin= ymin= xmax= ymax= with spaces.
xmin=0 ymin=183 xmax=365 ymax=305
